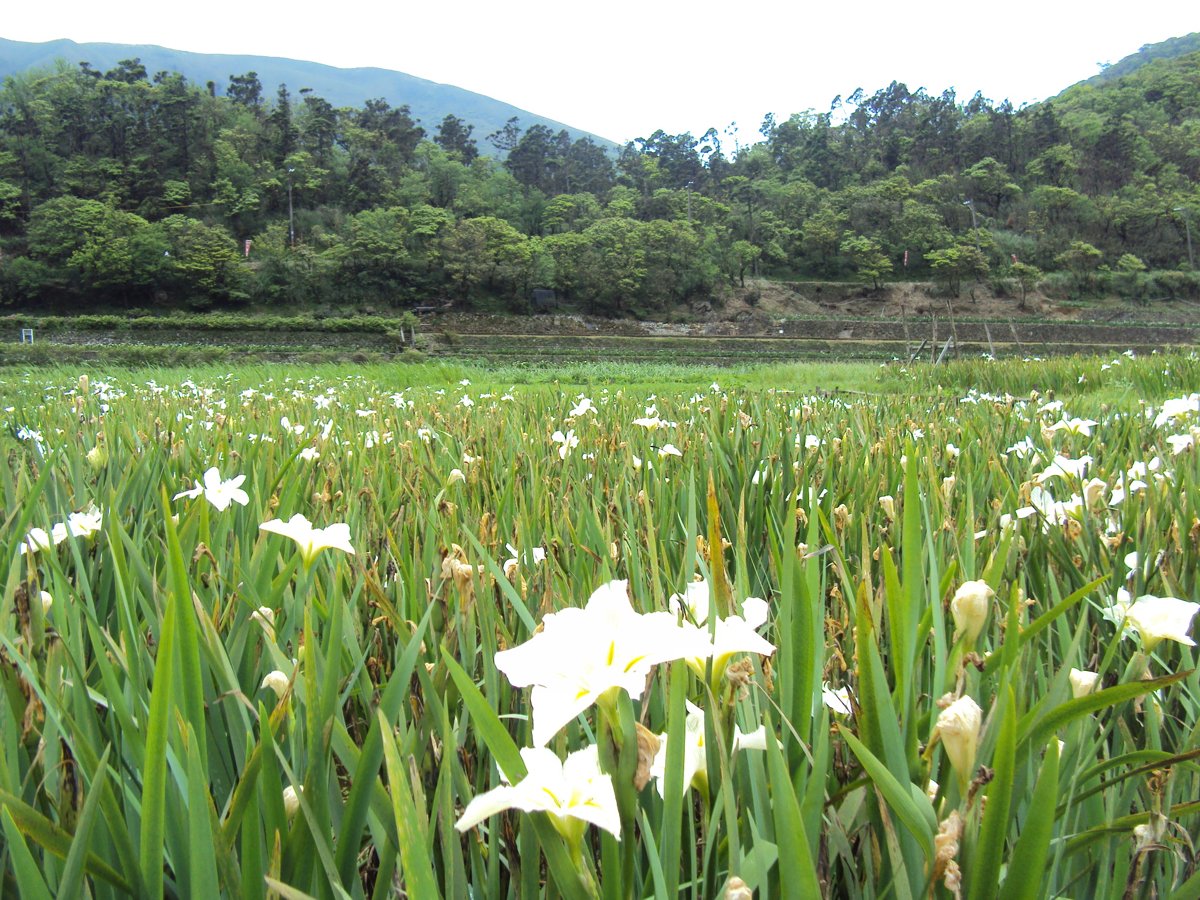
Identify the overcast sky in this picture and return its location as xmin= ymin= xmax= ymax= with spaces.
xmin=3 ymin=1 xmax=1196 ymax=144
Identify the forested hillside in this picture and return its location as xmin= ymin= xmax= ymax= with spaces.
xmin=0 ymin=42 xmax=1197 ymax=316
xmin=0 ymin=37 xmax=614 ymax=153
xmin=1081 ymin=32 xmax=1200 ymax=86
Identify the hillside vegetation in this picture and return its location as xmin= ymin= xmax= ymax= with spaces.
xmin=0 ymin=37 xmax=612 ymax=151
xmin=1081 ymin=32 xmax=1200 ymax=86
xmin=0 ymin=37 xmax=1197 ymax=318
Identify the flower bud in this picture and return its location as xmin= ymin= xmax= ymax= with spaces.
xmin=935 ymin=695 xmax=982 ymax=789
xmin=1083 ymin=477 xmax=1107 ymax=508
xmin=282 ymin=785 xmax=302 ymax=818
xmin=260 ymin=670 xmax=289 ymax=699
xmin=250 ymin=606 xmax=276 ymax=636
xmin=634 ymin=722 xmax=661 ymax=792
xmin=941 ymin=476 xmax=956 ymax=500
xmin=1068 ymin=668 xmax=1099 ymax=699
xmin=950 ymin=581 xmax=994 ymax=644
xmin=833 ymin=504 xmax=850 ymax=531
xmin=878 ymin=495 xmax=896 ymax=520
xmin=86 ymin=444 xmax=108 ymax=470
xmin=39 ymin=591 xmax=53 ymax=614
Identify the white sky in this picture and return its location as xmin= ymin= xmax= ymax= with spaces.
xmin=3 ymin=1 xmax=1196 ymax=145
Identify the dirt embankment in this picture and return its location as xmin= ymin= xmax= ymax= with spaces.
xmin=424 ymin=280 xmax=1199 ymax=350
xmin=714 ymin=279 xmax=1199 ymax=326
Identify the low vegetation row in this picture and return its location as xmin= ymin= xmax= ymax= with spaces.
xmin=1 ymin=311 xmax=419 ymax=333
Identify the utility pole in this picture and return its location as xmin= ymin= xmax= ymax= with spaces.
xmin=1175 ymin=206 xmax=1195 ymax=270
xmin=287 ymin=167 xmax=296 ymax=248
xmin=963 ymin=198 xmax=980 ymax=253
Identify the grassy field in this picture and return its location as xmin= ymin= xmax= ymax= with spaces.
xmin=1 ymin=352 xmax=1199 ymax=898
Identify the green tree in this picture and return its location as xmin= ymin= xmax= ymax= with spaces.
xmin=486 ymin=116 xmax=522 ymax=154
xmin=1113 ymin=253 xmax=1148 ymax=304
xmin=439 ymin=216 xmax=531 ymax=301
xmin=104 ymin=58 xmax=148 ymax=84
xmin=1055 ymin=240 xmax=1103 ymax=291
xmin=333 ymin=207 xmax=414 ymax=301
xmin=577 ymin=218 xmax=647 ymax=315
xmin=154 ymin=215 xmax=248 ymax=305
xmin=268 ymin=83 xmax=298 ymax=165
xmin=1115 ymin=252 xmax=1146 ymax=273
xmin=150 ymin=71 xmax=202 ymax=182
xmin=641 ymin=219 xmax=717 ymax=306
xmin=543 ymin=193 xmax=602 ymax=233
xmin=882 ymin=200 xmax=952 ymax=270
xmin=27 ymin=196 xmax=167 ymax=300
xmin=297 ymin=92 xmax=338 ymax=171
xmin=210 ymin=125 xmax=270 ymax=234
xmin=226 ymin=72 xmax=263 ymax=109
xmin=800 ymin=206 xmax=847 ymax=275
xmin=506 ymin=125 xmax=578 ymax=194
xmin=564 ymin=137 xmax=615 ymax=195
xmin=540 ymin=231 xmax=590 ymax=299
xmin=626 ymin=130 xmax=705 ymax=190
xmin=341 ymin=99 xmax=425 ymax=210
xmin=246 ymin=223 xmax=334 ymax=305
xmin=726 ymin=240 xmax=762 ymax=287
xmin=1026 ymin=144 xmax=1079 ymax=188
xmin=26 ymin=196 xmax=110 ymax=263
xmin=1009 ymin=261 xmax=1042 ymax=309
xmin=434 ymin=114 xmax=478 ymax=164
xmin=839 ymin=233 xmax=893 ymax=288
xmin=961 ymin=156 xmax=1021 ymax=214
xmin=925 ymin=243 xmax=989 ymax=295
xmin=0 ymin=178 xmax=22 ymax=226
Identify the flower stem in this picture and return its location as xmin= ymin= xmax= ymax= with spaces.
xmin=597 ymin=689 xmax=639 ymax=898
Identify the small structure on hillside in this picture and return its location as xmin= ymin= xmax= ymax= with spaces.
xmin=20 ymin=328 xmax=34 ymax=344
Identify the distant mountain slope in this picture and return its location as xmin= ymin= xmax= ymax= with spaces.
xmin=1075 ymin=31 xmax=1200 ymax=88
xmin=1048 ymin=39 xmax=1200 ymax=131
xmin=0 ymin=36 xmax=618 ymax=152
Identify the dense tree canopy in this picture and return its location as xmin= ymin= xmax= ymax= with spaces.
xmin=0 ymin=50 xmax=1197 ymax=314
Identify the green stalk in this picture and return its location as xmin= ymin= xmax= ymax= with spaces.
xmin=140 ymin=529 xmax=180 ymax=899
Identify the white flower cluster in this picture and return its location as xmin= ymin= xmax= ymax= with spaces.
xmin=457 ymin=578 xmax=778 ymax=841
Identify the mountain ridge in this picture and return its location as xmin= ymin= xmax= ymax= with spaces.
xmin=1074 ymin=31 xmax=1200 ymax=89
xmin=0 ymin=36 xmax=620 ymax=152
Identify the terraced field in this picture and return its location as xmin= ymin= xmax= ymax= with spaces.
xmin=7 ymin=312 xmax=1198 ymax=366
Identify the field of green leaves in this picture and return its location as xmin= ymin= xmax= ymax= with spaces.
xmin=2 ymin=353 xmax=1199 ymax=899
